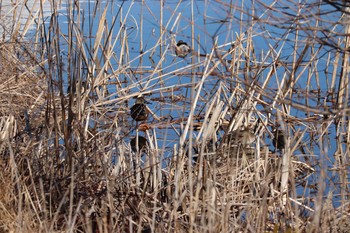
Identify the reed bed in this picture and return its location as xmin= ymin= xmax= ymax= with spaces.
xmin=0 ymin=0 xmax=349 ymax=232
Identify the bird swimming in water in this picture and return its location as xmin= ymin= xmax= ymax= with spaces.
xmin=175 ymin=40 xmax=191 ymax=58
xmin=130 ymin=96 xmax=149 ymax=121
xmin=273 ymin=129 xmax=285 ymax=152
xmin=130 ymin=136 xmax=149 ymax=153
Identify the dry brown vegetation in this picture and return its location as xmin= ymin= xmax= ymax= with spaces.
xmin=0 ymin=0 xmax=350 ymax=232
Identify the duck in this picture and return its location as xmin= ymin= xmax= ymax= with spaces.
xmin=175 ymin=40 xmax=191 ymax=58
xmin=223 ymin=127 xmax=256 ymax=159
xmin=130 ymin=136 xmax=149 ymax=153
xmin=226 ymin=127 xmax=255 ymax=147
xmin=130 ymin=96 xmax=149 ymax=121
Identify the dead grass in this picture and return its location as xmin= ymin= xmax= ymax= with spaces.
xmin=0 ymin=0 xmax=350 ymax=232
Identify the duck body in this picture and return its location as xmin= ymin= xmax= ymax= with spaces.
xmin=223 ymin=128 xmax=256 ymax=158
xmin=226 ymin=128 xmax=255 ymax=147
xmin=130 ymin=97 xmax=148 ymax=121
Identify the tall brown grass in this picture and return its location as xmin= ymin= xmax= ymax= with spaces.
xmin=0 ymin=0 xmax=349 ymax=232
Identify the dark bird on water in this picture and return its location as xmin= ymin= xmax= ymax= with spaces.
xmin=130 ymin=136 xmax=149 ymax=153
xmin=273 ymin=129 xmax=285 ymax=152
xmin=175 ymin=40 xmax=191 ymax=58
xmin=130 ymin=96 xmax=149 ymax=121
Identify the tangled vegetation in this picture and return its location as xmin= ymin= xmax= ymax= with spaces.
xmin=0 ymin=1 xmax=349 ymax=232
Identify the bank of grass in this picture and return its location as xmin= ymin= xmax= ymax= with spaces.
xmin=0 ymin=1 xmax=350 ymax=232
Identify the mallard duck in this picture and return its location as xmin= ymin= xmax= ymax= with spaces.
xmin=226 ymin=128 xmax=255 ymax=147
xmin=130 ymin=97 xmax=149 ymax=121
xmin=130 ymin=136 xmax=149 ymax=153
xmin=175 ymin=40 xmax=191 ymax=58
xmin=223 ymin=128 xmax=256 ymax=159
